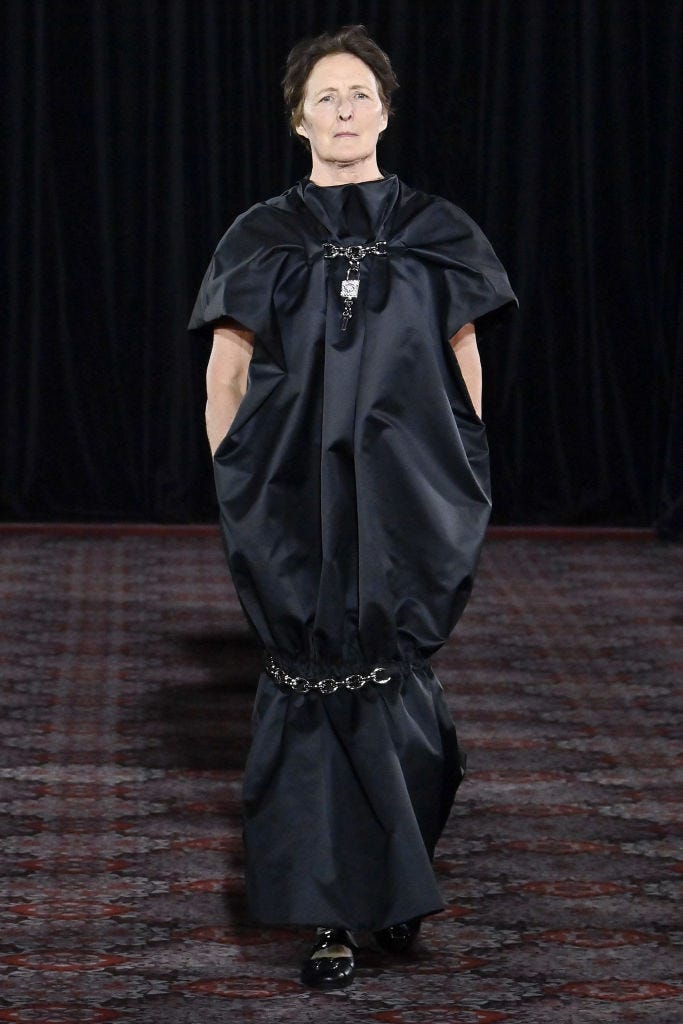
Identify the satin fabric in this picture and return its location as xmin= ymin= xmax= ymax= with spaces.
xmin=190 ymin=175 xmax=516 ymax=674
xmin=242 ymin=665 xmax=462 ymax=931
xmin=189 ymin=175 xmax=516 ymax=929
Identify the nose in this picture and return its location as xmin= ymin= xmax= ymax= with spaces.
xmin=337 ymin=99 xmax=353 ymax=120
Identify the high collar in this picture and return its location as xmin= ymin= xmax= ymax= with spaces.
xmin=297 ymin=174 xmax=400 ymax=243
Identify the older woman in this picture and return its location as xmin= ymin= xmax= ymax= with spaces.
xmin=189 ymin=25 xmax=515 ymax=989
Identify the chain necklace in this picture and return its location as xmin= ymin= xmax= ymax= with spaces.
xmin=322 ymin=241 xmax=388 ymax=330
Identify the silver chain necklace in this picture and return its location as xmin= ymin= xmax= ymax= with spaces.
xmin=322 ymin=241 xmax=388 ymax=330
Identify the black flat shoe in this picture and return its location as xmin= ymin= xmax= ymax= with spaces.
xmin=300 ymin=927 xmax=356 ymax=989
xmin=374 ymin=916 xmax=422 ymax=954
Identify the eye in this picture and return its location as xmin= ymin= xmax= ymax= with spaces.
xmin=354 ymin=92 xmax=369 ymax=99
xmin=318 ymin=94 xmax=334 ymax=103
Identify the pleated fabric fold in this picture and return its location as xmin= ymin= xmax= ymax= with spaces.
xmin=242 ymin=666 xmax=465 ymax=931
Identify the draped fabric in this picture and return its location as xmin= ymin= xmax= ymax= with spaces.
xmin=2 ymin=0 xmax=681 ymax=529
xmin=186 ymin=175 xmax=508 ymax=929
xmin=189 ymin=174 xmax=515 ymax=671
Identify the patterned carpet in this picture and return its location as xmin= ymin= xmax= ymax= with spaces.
xmin=0 ymin=528 xmax=681 ymax=1023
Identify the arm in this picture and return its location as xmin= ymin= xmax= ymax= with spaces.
xmin=449 ymin=321 xmax=482 ymax=418
xmin=205 ymin=320 xmax=255 ymax=454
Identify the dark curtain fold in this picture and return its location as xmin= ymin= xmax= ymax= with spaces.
xmin=1 ymin=0 xmax=681 ymax=524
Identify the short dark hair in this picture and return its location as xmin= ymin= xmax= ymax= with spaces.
xmin=283 ymin=25 xmax=399 ymax=147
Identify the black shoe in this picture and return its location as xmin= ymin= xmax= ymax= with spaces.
xmin=300 ymin=927 xmax=356 ymax=989
xmin=373 ymin=916 xmax=422 ymax=954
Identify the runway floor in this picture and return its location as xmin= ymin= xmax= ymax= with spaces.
xmin=0 ymin=527 xmax=681 ymax=1023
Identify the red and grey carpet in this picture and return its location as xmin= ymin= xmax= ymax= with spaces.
xmin=0 ymin=527 xmax=681 ymax=1023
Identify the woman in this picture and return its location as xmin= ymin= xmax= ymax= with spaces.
xmin=189 ymin=25 xmax=516 ymax=989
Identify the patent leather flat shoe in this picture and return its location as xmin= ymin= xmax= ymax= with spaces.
xmin=300 ymin=927 xmax=356 ymax=989
xmin=374 ymin=916 xmax=422 ymax=954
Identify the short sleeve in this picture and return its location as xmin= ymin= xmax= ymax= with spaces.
xmin=399 ymin=194 xmax=517 ymax=339
xmin=439 ymin=203 xmax=517 ymax=338
xmin=188 ymin=205 xmax=286 ymax=343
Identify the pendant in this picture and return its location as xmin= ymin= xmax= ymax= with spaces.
xmin=340 ymin=279 xmax=360 ymax=299
xmin=340 ymin=273 xmax=360 ymax=329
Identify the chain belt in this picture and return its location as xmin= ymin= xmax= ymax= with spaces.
xmin=265 ymin=654 xmax=391 ymax=695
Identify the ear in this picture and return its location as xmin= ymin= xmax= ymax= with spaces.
xmin=295 ymin=121 xmax=309 ymax=139
xmin=379 ymin=108 xmax=389 ymax=131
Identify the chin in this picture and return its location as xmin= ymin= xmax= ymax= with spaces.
xmin=331 ymin=141 xmax=362 ymax=155
xmin=330 ymin=142 xmax=373 ymax=161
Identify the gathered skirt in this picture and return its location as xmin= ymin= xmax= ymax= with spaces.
xmin=241 ymin=662 xmax=465 ymax=932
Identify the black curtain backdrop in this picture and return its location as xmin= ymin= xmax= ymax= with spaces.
xmin=2 ymin=0 xmax=681 ymax=527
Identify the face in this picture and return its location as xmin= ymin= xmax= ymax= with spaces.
xmin=295 ymin=52 xmax=388 ymax=168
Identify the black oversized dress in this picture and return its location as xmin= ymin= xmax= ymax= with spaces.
xmin=189 ymin=175 xmax=516 ymax=931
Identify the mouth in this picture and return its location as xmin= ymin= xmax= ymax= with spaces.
xmin=334 ymin=132 xmax=358 ymax=138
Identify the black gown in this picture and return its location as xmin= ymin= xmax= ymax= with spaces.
xmin=189 ymin=174 xmax=516 ymax=931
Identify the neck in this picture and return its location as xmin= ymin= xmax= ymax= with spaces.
xmin=309 ymin=152 xmax=383 ymax=187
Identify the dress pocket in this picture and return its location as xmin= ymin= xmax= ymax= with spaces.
xmin=213 ymin=367 xmax=285 ymax=461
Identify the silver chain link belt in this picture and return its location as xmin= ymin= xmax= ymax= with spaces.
xmin=265 ymin=654 xmax=391 ymax=695
xmin=322 ymin=241 xmax=388 ymax=331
